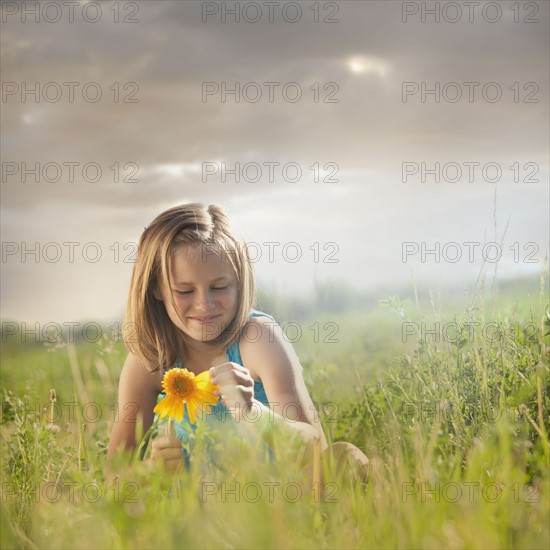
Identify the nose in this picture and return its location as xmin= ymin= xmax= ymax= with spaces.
xmin=193 ymin=289 xmax=215 ymax=311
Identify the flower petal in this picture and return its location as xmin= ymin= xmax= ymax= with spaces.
xmin=186 ymin=401 xmax=197 ymax=424
xmin=154 ymin=395 xmax=184 ymax=422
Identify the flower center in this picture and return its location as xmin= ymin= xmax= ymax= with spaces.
xmin=164 ymin=368 xmax=196 ymax=400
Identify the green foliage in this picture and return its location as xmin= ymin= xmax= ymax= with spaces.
xmin=338 ymin=295 xmax=549 ymax=482
xmin=0 ymin=278 xmax=548 ymax=549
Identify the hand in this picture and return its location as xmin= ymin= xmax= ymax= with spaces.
xmin=150 ymin=423 xmax=184 ymax=473
xmin=209 ymin=362 xmax=255 ymax=416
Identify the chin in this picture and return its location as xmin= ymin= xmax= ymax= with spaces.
xmin=187 ymin=324 xmax=223 ymax=342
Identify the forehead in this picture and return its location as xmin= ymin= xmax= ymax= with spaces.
xmin=168 ymin=245 xmax=235 ymax=279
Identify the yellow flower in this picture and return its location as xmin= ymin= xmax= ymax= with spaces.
xmin=154 ymin=368 xmax=219 ymax=424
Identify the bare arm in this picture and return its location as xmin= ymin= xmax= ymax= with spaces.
xmin=106 ymin=352 xmax=159 ymax=467
xmin=106 ymin=352 xmax=186 ymax=477
xmin=240 ymin=316 xmax=328 ymax=452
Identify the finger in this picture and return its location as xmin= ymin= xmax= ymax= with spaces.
xmin=230 ymin=370 xmax=254 ymax=386
xmin=210 ymin=363 xmax=234 ymax=379
xmin=217 ymin=385 xmax=254 ymax=407
xmin=152 ymin=446 xmax=183 ymax=462
xmin=228 ymin=362 xmax=252 ymax=378
xmin=212 ymin=368 xmax=248 ymax=403
xmin=211 ymin=369 xmax=237 ymax=388
xmin=210 ymin=375 xmax=252 ymax=400
xmin=227 ymin=362 xmax=251 ymax=375
xmin=153 ymin=450 xmax=182 ymax=463
xmin=153 ymin=434 xmax=181 ymax=450
xmin=161 ymin=448 xmax=185 ymax=461
xmin=212 ymin=370 xmax=253 ymax=388
xmin=210 ymin=362 xmax=250 ymax=377
xmin=240 ymin=371 xmax=255 ymax=386
xmin=209 ymin=362 xmax=231 ymax=376
xmin=210 ymin=362 xmax=252 ymax=382
xmin=235 ymin=385 xmax=254 ymax=399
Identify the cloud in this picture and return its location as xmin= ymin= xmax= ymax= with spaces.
xmin=1 ymin=0 xmax=548 ymax=322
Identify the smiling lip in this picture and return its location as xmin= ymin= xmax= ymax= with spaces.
xmin=189 ymin=315 xmax=221 ymax=324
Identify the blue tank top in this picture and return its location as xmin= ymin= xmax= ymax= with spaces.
xmin=157 ymin=309 xmax=277 ymax=461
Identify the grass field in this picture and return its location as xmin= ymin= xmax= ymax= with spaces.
xmin=1 ymin=274 xmax=548 ymax=549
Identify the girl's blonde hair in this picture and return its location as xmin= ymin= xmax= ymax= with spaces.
xmin=123 ymin=203 xmax=255 ymax=372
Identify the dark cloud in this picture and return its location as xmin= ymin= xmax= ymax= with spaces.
xmin=1 ymin=0 xmax=548 ymax=321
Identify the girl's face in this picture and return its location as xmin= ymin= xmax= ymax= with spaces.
xmin=154 ymin=245 xmax=239 ymax=343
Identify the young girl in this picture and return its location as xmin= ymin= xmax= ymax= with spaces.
xmin=106 ymin=203 xmax=368 ymax=486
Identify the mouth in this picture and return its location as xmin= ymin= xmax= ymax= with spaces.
xmin=188 ymin=315 xmax=221 ymax=324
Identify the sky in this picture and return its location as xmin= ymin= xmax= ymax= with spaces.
xmin=1 ymin=0 xmax=549 ymax=324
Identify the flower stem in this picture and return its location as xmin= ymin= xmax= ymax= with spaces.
xmin=165 ymin=418 xmax=173 ymax=437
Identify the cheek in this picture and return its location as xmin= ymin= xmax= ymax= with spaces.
xmin=225 ymin=287 xmax=239 ymax=307
xmin=168 ymin=295 xmax=190 ymax=311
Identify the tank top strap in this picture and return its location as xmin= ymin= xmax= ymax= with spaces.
xmin=224 ymin=309 xmax=278 ymax=406
xmin=226 ymin=309 xmax=274 ymax=362
xmin=227 ymin=309 xmax=303 ymax=372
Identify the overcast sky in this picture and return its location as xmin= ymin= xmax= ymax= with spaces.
xmin=1 ymin=0 xmax=548 ymax=324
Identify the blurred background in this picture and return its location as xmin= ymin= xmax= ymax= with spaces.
xmin=1 ymin=0 xmax=548 ymax=325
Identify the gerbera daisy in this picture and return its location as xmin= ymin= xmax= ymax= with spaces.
xmin=154 ymin=368 xmax=219 ymax=424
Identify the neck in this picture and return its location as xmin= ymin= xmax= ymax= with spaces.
xmin=181 ymin=335 xmax=225 ymax=362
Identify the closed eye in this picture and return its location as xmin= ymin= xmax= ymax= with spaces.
xmin=175 ymin=285 xmax=229 ymax=295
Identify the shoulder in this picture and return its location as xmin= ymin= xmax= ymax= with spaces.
xmin=239 ymin=315 xmax=301 ymax=380
xmin=240 ymin=314 xmax=281 ymax=350
xmin=120 ymin=351 xmax=164 ymax=395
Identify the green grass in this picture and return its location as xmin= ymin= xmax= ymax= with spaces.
xmin=1 ymin=275 xmax=548 ymax=549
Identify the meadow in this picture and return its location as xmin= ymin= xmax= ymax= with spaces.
xmin=1 ymin=274 xmax=548 ymax=549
